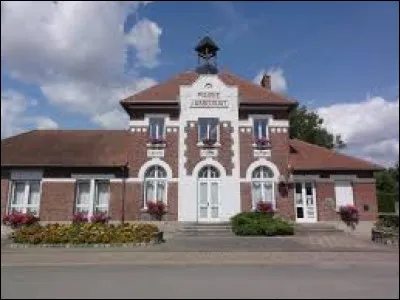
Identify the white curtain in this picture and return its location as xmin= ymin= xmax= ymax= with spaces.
xmin=76 ymin=182 xmax=90 ymax=213
xmin=252 ymin=182 xmax=262 ymax=207
xmin=11 ymin=182 xmax=25 ymax=212
xmin=95 ymin=182 xmax=109 ymax=213
xmin=145 ymin=181 xmax=154 ymax=204
xmin=27 ymin=182 xmax=40 ymax=214
xmin=199 ymin=182 xmax=208 ymax=218
xmin=156 ymin=181 xmax=165 ymax=202
xmin=264 ymin=182 xmax=273 ymax=202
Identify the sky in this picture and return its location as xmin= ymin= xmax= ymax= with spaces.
xmin=1 ymin=1 xmax=399 ymax=167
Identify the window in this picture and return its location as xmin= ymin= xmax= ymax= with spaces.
xmin=8 ymin=181 xmax=41 ymax=215
xmin=251 ymin=166 xmax=275 ymax=208
xmin=198 ymin=118 xmax=219 ymax=142
xmin=75 ymin=180 xmax=110 ymax=216
xmin=253 ymin=118 xmax=269 ymax=140
xmin=198 ymin=166 xmax=220 ymax=179
xmin=144 ymin=166 xmax=167 ymax=207
xmin=148 ymin=117 xmax=165 ymax=140
xmin=334 ymin=180 xmax=354 ymax=210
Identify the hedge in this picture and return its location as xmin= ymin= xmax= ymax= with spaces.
xmin=231 ymin=212 xmax=294 ymax=236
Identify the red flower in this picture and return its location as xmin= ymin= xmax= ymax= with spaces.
xmin=149 ymin=138 xmax=166 ymax=145
xmin=255 ymin=201 xmax=274 ymax=214
xmin=147 ymin=200 xmax=167 ymax=221
xmin=339 ymin=205 xmax=359 ymax=228
xmin=254 ymin=138 xmax=271 ymax=149
xmin=2 ymin=212 xmax=39 ymax=228
xmin=202 ymin=138 xmax=217 ymax=147
xmin=90 ymin=212 xmax=110 ymax=224
xmin=72 ymin=212 xmax=88 ymax=224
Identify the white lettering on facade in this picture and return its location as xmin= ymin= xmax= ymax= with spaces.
xmin=190 ymin=91 xmax=228 ymax=108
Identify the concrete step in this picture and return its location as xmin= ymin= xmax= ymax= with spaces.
xmin=294 ymin=224 xmax=344 ymax=235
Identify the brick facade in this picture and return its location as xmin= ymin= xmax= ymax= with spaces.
xmin=276 ymin=184 xmax=295 ymax=220
xmin=240 ymin=182 xmax=252 ymax=212
xmin=40 ymin=182 xmax=75 ymax=221
xmin=185 ymin=122 xmax=234 ymax=176
xmin=1 ymin=179 xmax=9 ymax=217
xmin=316 ymin=182 xmax=337 ymax=221
xmin=167 ymin=182 xmax=178 ymax=221
xmin=353 ymin=182 xmax=378 ymax=221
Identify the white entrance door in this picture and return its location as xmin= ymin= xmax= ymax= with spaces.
xmin=197 ymin=166 xmax=220 ymax=222
xmin=294 ymin=182 xmax=317 ymax=223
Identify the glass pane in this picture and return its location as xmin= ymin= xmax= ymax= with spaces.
xmin=145 ymin=167 xmax=157 ymax=178
xmin=209 ymin=167 xmax=220 ymax=178
xmin=12 ymin=182 xmax=25 ymax=206
xmin=211 ymin=207 xmax=218 ymax=219
xmin=252 ymin=182 xmax=262 ymax=206
xmin=156 ymin=181 xmax=165 ymax=202
xmin=262 ymin=167 xmax=273 ymax=178
xmin=156 ymin=166 xmax=167 ymax=178
xmin=263 ymin=182 xmax=273 ymax=202
xmin=305 ymin=182 xmax=313 ymax=196
xmin=76 ymin=207 xmax=89 ymax=213
xmin=95 ymin=181 xmax=109 ymax=208
xmin=199 ymin=182 xmax=208 ymax=205
xmin=77 ymin=182 xmax=90 ymax=206
xmin=297 ymin=207 xmax=304 ymax=218
xmin=27 ymin=207 xmax=38 ymax=215
xmin=252 ymin=168 xmax=261 ymax=179
xmin=28 ymin=182 xmax=40 ymax=205
xmin=198 ymin=118 xmax=218 ymax=140
xmin=145 ymin=181 xmax=154 ymax=203
xmin=199 ymin=207 xmax=208 ymax=218
xmin=253 ymin=119 xmax=268 ymax=139
xmin=149 ymin=118 xmax=164 ymax=139
xmin=210 ymin=183 xmax=218 ymax=205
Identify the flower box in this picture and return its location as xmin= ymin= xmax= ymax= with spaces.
xmin=254 ymin=138 xmax=271 ymax=149
xmin=201 ymin=138 xmax=217 ymax=147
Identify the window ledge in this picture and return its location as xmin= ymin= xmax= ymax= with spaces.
xmin=197 ymin=142 xmax=221 ymax=148
xmin=146 ymin=143 xmax=167 ymax=148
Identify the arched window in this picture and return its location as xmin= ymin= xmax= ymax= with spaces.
xmin=144 ymin=165 xmax=167 ymax=207
xmin=251 ymin=166 xmax=275 ymax=208
xmin=198 ymin=166 xmax=220 ymax=179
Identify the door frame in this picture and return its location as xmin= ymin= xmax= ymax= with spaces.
xmin=294 ymin=181 xmax=317 ymax=223
xmin=197 ymin=178 xmax=221 ymax=223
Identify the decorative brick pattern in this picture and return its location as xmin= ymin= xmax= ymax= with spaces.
xmin=353 ymin=182 xmax=378 ymax=221
xmin=1 ymin=179 xmax=9 ymax=217
xmin=316 ymin=182 xmax=338 ymax=221
xmin=240 ymin=182 xmax=252 ymax=212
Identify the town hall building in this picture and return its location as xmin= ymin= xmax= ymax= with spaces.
xmin=1 ymin=37 xmax=382 ymax=224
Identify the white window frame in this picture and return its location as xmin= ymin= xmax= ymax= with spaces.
xmin=143 ymin=165 xmax=168 ymax=209
xmin=253 ymin=117 xmax=270 ymax=140
xmin=74 ymin=179 xmax=110 ymax=218
xmin=251 ymin=166 xmax=275 ymax=209
xmin=7 ymin=180 xmax=41 ymax=216
xmin=197 ymin=118 xmax=220 ymax=144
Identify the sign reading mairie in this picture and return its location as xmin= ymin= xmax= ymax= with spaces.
xmin=190 ymin=91 xmax=229 ymax=108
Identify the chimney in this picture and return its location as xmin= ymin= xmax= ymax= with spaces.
xmin=260 ymin=74 xmax=271 ymax=90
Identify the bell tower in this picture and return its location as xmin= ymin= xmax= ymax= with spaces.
xmin=195 ymin=36 xmax=219 ymax=74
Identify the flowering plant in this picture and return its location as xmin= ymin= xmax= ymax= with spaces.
xmin=339 ymin=205 xmax=359 ymax=229
xmin=202 ymin=138 xmax=217 ymax=147
xmin=255 ymin=201 xmax=275 ymax=216
xmin=147 ymin=200 xmax=167 ymax=221
xmin=149 ymin=138 xmax=166 ymax=145
xmin=90 ymin=212 xmax=111 ymax=224
xmin=2 ymin=212 xmax=39 ymax=228
xmin=254 ymin=138 xmax=271 ymax=149
xmin=72 ymin=212 xmax=88 ymax=224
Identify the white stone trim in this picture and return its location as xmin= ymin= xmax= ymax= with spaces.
xmin=270 ymin=120 xmax=289 ymax=127
xmin=42 ymin=178 xmax=77 ymax=183
xmin=192 ymin=158 xmax=227 ymax=178
xmin=238 ymin=118 xmax=289 ymax=128
xmin=138 ymin=158 xmax=173 ymax=180
xmin=245 ymin=159 xmax=280 ymax=181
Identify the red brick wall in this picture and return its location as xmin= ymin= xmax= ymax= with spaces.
xmin=316 ymin=181 xmax=337 ymax=221
xmin=276 ymin=184 xmax=295 ymax=221
xmin=185 ymin=121 xmax=233 ymax=175
xmin=109 ymin=182 xmax=123 ymax=221
xmin=1 ymin=179 xmax=9 ymax=217
xmin=353 ymin=182 xmax=378 ymax=221
xmin=40 ymin=182 xmax=75 ymax=221
xmin=126 ymin=129 xmax=179 ymax=178
xmin=239 ymin=128 xmax=290 ymax=178
xmin=240 ymin=182 xmax=252 ymax=212
xmin=124 ymin=182 xmax=141 ymax=221
xmin=167 ymin=182 xmax=178 ymax=221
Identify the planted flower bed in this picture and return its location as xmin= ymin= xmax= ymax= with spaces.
xmin=371 ymin=214 xmax=399 ymax=246
xmin=11 ymin=223 xmax=161 ymax=245
xmin=231 ymin=202 xmax=294 ymax=236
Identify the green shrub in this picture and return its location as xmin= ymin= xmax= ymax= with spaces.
xmin=12 ymin=223 xmax=160 ymax=244
xmin=377 ymin=191 xmax=397 ymax=213
xmin=376 ymin=214 xmax=399 ymax=229
xmin=231 ymin=212 xmax=294 ymax=236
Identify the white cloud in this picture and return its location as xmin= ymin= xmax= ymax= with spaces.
xmin=1 ymin=90 xmax=58 ymax=138
xmin=1 ymin=1 xmax=161 ymax=130
xmin=316 ymin=97 xmax=399 ymax=167
xmin=126 ymin=18 xmax=162 ymax=68
xmin=92 ymin=109 xmax=129 ymax=129
xmin=253 ymin=67 xmax=288 ymax=94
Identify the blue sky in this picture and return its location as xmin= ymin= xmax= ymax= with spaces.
xmin=1 ymin=1 xmax=399 ymax=166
